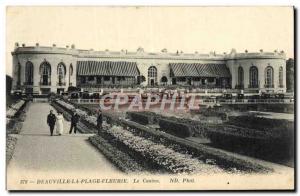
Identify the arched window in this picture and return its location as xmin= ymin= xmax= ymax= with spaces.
xmin=40 ymin=61 xmax=51 ymax=85
xmin=25 ymin=61 xmax=34 ymax=85
xmin=69 ymin=64 xmax=73 ymax=86
xmin=249 ymin=66 xmax=258 ymax=88
xmin=265 ymin=66 xmax=274 ymax=88
xmin=161 ymin=76 xmax=168 ymax=85
xmin=16 ymin=62 xmax=21 ymax=86
xmin=148 ymin=66 xmax=157 ymax=86
xmin=237 ymin=66 xmax=244 ymax=88
xmin=279 ymin=66 xmax=283 ymax=87
xmin=57 ymin=63 xmax=66 ymax=86
xmin=69 ymin=64 xmax=73 ymax=76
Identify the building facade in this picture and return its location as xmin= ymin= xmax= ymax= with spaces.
xmin=11 ymin=43 xmax=287 ymax=94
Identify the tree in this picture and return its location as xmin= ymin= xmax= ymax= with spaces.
xmin=137 ymin=75 xmax=146 ymax=84
xmin=6 ymin=75 xmax=12 ymax=95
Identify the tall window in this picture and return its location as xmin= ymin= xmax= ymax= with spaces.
xmin=40 ymin=61 xmax=51 ymax=85
xmin=16 ymin=62 xmax=21 ymax=86
xmin=69 ymin=64 xmax=73 ymax=76
xmin=69 ymin=64 xmax=73 ymax=86
xmin=25 ymin=61 xmax=34 ymax=85
xmin=265 ymin=66 xmax=274 ymax=88
xmin=57 ymin=63 xmax=66 ymax=86
xmin=148 ymin=66 xmax=157 ymax=86
xmin=237 ymin=66 xmax=244 ymax=87
xmin=249 ymin=66 xmax=258 ymax=88
xmin=279 ymin=66 xmax=283 ymax=87
xmin=161 ymin=76 xmax=168 ymax=85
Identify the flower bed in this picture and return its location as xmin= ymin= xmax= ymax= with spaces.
xmin=6 ymin=120 xmax=23 ymax=134
xmin=117 ymin=119 xmax=273 ymax=173
xmin=89 ymin=135 xmax=144 ymax=173
xmin=54 ymin=99 xmax=223 ymax=173
xmin=126 ymin=111 xmax=287 ymax=142
xmin=6 ymin=100 xmax=28 ymax=134
xmin=126 ymin=111 xmax=293 ymax=167
xmin=106 ymin=125 xmax=222 ymax=174
xmin=53 ymin=99 xmax=147 ymax=172
xmin=54 ymin=99 xmax=274 ymax=173
xmin=6 ymin=135 xmax=17 ymax=163
xmin=6 ymin=100 xmax=26 ymax=118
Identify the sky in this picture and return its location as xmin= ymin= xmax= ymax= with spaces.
xmin=6 ymin=6 xmax=294 ymax=76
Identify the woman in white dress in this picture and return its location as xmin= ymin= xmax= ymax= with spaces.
xmin=56 ymin=112 xmax=64 ymax=135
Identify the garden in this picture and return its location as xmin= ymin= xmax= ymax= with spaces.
xmin=6 ymin=99 xmax=30 ymax=163
xmin=52 ymin=98 xmax=280 ymax=174
xmin=126 ymin=110 xmax=294 ymax=167
xmin=6 ymin=99 xmax=30 ymax=134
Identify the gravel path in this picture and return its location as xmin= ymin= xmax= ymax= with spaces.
xmin=7 ymin=102 xmax=121 ymax=186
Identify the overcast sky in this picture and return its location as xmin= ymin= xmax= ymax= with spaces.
xmin=6 ymin=6 xmax=294 ymax=76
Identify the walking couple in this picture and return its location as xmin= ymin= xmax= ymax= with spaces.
xmin=47 ymin=110 xmax=80 ymax=136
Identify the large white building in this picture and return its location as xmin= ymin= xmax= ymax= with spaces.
xmin=11 ymin=43 xmax=287 ymax=94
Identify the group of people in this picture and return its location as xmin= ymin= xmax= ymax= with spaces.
xmin=47 ymin=109 xmax=103 ymax=136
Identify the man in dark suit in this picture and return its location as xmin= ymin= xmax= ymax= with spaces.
xmin=69 ymin=112 xmax=80 ymax=134
xmin=47 ymin=110 xmax=56 ymax=136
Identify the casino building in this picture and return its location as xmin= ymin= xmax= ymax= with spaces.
xmin=11 ymin=43 xmax=287 ymax=94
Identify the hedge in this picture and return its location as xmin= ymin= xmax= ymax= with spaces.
xmin=127 ymin=112 xmax=159 ymax=125
xmin=227 ymin=115 xmax=294 ymax=139
xmin=159 ymin=118 xmax=193 ymax=138
xmin=118 ymin=119 xmax=273 ymax=173
xmin=56 ymin=99 xmax=277 ymax=172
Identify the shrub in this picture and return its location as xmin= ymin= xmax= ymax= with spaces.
xmin=119 ymin=119 xmax=272 ymax=172
xmin=227 ymin=115 xmax=294 ymax=139
xmin=127 ymin=111 xmax=161 ymax=124
xmin=159 ymin=118 xmax=193 ymax=138
xmin=56 ymin=98 xmax=273 ymax=173
xmin=127 ymin=112 xmax=151 ymax=125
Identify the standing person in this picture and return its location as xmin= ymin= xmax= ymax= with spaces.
xmin=47 ymin=110 xmax=56 ymax=136
xmin=56 ymin=112 xmax=64 ymax=135
xmin=96 ymin=110 xmax=103 ymax=135
xmin=69 ymin=112 xmax=80 ymax=134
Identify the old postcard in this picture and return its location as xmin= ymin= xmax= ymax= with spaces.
xmin=5 ymin=6 xmax=294 ymax=190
